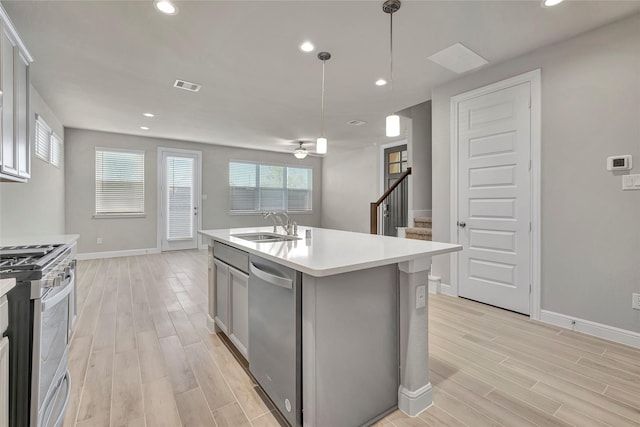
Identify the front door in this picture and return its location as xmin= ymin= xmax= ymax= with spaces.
xmin=457 ymin=82 xmax=531 ymax=314
xmin=160 ymin=149 xmax=201 ymax=251
xmin=383 ymin=145 xmax=408 ymax=237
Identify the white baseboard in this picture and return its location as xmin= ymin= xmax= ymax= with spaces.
xmin=438 ymin=281 xmax=457 ymax=297
xmin=428 ymin=275 xmax=440 ymax=294
xmin=539 ymin=310 xmax=640 ymax=349
xmin=397 ymin=227 xmax=407 ymax=238
xmin=77 ymin=247 xmax=161 ymax=260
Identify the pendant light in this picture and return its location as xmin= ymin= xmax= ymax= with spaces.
xmin=383 ymin=0 xmax=401 ymax=137
xmin=316 ymin=51 xmax=331 ymax=154
xmin=294 ymin=141 xmax=308 ymax=159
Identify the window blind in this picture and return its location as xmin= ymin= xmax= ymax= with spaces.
xmin=35 ymin=116 xmax=51 ymax=161
xmin=166 ymin=156 xmax=194 ymax=240
xmin=50 ymin=133 xmax=62 ymax=167
xmin=95 ymin=149 xmax=145 ymax=215
xmin=229 ymin=162 xmax=312 ymax=213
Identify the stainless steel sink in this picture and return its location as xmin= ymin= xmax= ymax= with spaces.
xmin=231 ymin=232 xmax=301 ymax=243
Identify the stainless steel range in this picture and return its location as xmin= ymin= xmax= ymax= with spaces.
xmin=0 ymin=243 xmax=76 ymax=427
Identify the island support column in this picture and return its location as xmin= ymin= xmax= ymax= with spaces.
xmin=397 ymin=256 xmax=432 ymax=417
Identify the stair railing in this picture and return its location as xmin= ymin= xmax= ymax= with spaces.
xmin=370 ymin=167 xmax=412 ymax=234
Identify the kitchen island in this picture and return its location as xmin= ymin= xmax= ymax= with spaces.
xmin=200 ymin=226 xmax=461 ymax=427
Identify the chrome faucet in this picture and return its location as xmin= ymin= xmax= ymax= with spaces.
xmin=262 ymin=211 xmax=297 ymax=236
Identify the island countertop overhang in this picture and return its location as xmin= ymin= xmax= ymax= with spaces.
xmin=199 ymin=226 xmax=461 ymax=278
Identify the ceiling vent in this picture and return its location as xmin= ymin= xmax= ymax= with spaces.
xmin=173 ymin=79 xmax=201 ymax=92
xmin=428 ymin=43 xmax=488 ymax=74
xmin=347 ymin=120 xmax=367 ymax=126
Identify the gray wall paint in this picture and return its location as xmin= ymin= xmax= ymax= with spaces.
xmin=431 ymin=13 xmax=640 ymax=332
xmin=65 ymin=128 xmax=322 ymax=254
xmin=321 ymin=144 xmax=379 ymax=233
xmin=400 ymin=101 xmax=432 ymax=213
xmin=321 ymin=109 xmax=433 ymax=234
xmin=0 ymin=85 xmax=65 ymax=237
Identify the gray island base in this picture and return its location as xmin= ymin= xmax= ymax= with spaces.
xmin=200 ymin=226 xmax=461 ymax=427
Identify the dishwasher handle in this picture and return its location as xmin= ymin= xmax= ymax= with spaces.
xmin=250 ymin=262 xmax=293 ymax=290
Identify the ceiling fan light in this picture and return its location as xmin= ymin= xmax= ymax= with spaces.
xmin=316 ymin=137 xmax=327 ymax=154
xmin=294 ymin=147 xmax=308 ymax=159
xmin=386 ymin=114 xmax=400 ymax=137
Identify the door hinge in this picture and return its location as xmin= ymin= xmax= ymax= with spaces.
xmin=528 ymin=160 xmax=532 ymax=171
xmin=529 ymin=222 xmax=532 ymax=232
xmin=528 ymin=97 xmax=531 ymax=108
xmin=529 ymin=284 xmax=532 ymax=294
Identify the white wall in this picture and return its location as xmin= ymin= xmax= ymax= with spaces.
xmin=399 ymin=101 xmax=432 ymax=215
xmin=0 ymin=85 xmax=65 ymax=237
xmin=431 ymin=13 xmax=640 ymax=332
xmin=65 ymin=128 xmax=323 ymax=254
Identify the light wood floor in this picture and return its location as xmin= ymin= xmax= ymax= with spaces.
xmin=64 ymin=250 xmax=640 ymax=427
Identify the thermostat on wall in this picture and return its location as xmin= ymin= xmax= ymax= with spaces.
xmin=607 ymin=155 xmax=632 ymax=171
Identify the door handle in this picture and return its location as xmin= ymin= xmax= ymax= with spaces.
xmin=457 ymin=221 xmax=466 ymax=228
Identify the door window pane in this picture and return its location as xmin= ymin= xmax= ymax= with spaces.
xmin=389 ymin=152 xmax=400 ymax=163
xmin=389 ymin=163 xmax=400 ymax=174
xmin=166 ymin=156 xmax=194 ymax=240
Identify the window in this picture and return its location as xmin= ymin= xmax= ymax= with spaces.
xmin=95 ymin=148 xmax=145 ymax=216
xmin=229 ymin=161 xmax=312 ymax=213
xmin=34 ymin=115 xmax=63 ymax=167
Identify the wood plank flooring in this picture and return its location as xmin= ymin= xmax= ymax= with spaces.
xmin=64 ymin=250 xmax=640 ymax=427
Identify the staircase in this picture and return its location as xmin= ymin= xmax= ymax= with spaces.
xmin=405 ymin=216 xmax=432 ymax=241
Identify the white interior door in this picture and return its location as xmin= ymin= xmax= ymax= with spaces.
xmin=457 ymin=82 xmax=531 ymax=314
xmin=160 ymin=149 xmax=201 ymax=251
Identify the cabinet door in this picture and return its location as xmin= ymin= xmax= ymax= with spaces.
xmin=0 ymin=28 xmax=16 ymax=176
xmin=214 ymin=259 xmax=229 ymax=333
xmin=229 ymin=266 xmax=249 ymax=358
xmin=15 ymin=51 xmax=28 ymax=178
xmin=0 ymin=337 xmax=8 ymax=427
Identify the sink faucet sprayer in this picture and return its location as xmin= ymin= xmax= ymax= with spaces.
xmin=262 ymin=211 xmax=297 ymax=236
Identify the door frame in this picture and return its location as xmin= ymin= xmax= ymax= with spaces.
xmin=449 ymin=69 xmax=541 ymax=319
xmin=157 ymin=147 xmax=203 ymax=252
xmin=379 ymin=139 xmax=412 ymax=234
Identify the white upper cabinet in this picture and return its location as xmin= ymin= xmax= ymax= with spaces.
xmin=0 ymin=5 xmax=33 ymax=182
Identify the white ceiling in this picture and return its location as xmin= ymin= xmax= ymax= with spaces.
xmin=4 ymin=0 xmax=640 ymax=154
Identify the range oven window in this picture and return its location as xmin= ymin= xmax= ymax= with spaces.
xmin=38 ymin=285 xmax=70 ymax=409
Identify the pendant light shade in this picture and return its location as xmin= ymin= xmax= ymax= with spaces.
xmin=316 ymin=137 xmax=327 ymax=154
xmin=386 ymin=115 xmax=400 ymax=137
xmin=383 ymin=0 xmax=401 ymax=137
xmin=294 ymin=141 xmax=308 ymax=159
xmin=317 ymin=51 xmax=331 ymax=154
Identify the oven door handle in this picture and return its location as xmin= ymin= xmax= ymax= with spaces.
xmin=42 ymin=270 xmax=74 ymax=312
xmin=51 ymin=370 xmax=71 ymax=427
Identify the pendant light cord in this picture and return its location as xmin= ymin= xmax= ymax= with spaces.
xmin=390 ymin=11 xmax=395 ymax=115
xmin=321 ymin=59 xmax=326 ymax=137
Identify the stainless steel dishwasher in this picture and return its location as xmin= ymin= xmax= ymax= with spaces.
xmin=248 ymin=255 xmax=301 ymax=427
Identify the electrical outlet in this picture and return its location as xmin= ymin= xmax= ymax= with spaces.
xmin=97 ymin=237 xmax=103 ymax=245
xmin=632 ymin=293 xmax=640 ymax=310
xmin=416 ymin=285 xmax=426 ymax=309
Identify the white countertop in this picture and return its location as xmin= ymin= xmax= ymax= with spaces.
xmin=0 ymin=278 xmax=15 ymax=297
xmin=200 ymin=226 xmax=461 ymax=277
xmin=0 ymin=234 xmax=80 ymax=247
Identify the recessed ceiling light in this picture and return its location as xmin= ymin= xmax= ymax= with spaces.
xmin=299 ymin=41 xmax=315 ymax=53
xmin=347 ymin=120 xmax=367 ymax=126
xmin=143 ymin=113 xmax=155 ymax=118
xmin=542 ymin=0 xmax=564 ymax=7
xmin=140 ymin=126 xmax=150 ymax=130
xmin=375 ymin=79 xmax=387 ymax=86
xmin=154 ymin=0 xmax=178 ymax=15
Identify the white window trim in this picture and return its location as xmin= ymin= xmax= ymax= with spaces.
xmin=34 ymin=114 xmax=63 ymax=167
xmin=95 ymin=147 xmax=146 ymax=217
xmin=228 ymin=160 xmax=313 ymax=214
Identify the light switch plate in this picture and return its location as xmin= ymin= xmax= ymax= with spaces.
xmin=622 ymin=174 xmax=640 ymax=190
